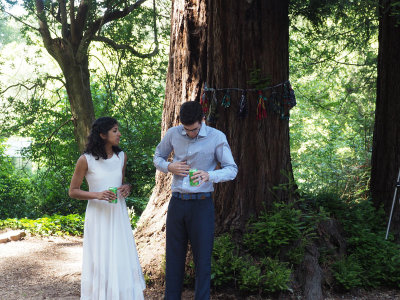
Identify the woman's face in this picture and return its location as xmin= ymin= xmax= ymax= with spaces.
xmin=104 ymin=124 xmax=121 ymax=146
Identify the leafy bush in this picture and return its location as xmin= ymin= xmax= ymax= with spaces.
xmin=211 ymin=233 xmax=292 ymax=294
xmin=332 ymin=255 xmax=363 ymax=290
xmin=211 ymin=233 xmax=239 ymax=286
xmin=243 ymin=202 xmax=303 ymax=257
xmin=0 ymin=214 xmax=84 ymax=236
xmin=0 ymin=142 xmax=32 ymax=218
xmin=316 ymin=194 xmax=400 ymax=290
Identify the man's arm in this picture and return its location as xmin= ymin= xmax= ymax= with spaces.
xmin=207 ymin=134 xmax=238 ymax=183
xmin=154 ymin=128 xmax=191 ymax=176
xmin=153 ymin=129 xmax=173 ymax=173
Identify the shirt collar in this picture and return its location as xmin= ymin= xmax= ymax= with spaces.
xmin=180 ymin=122 xmax=208 ymax=138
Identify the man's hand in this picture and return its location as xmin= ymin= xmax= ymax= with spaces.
xmin=168 ymin=161 xmax=190 ymax=176
xmin=192 ymin=170 xmax=210 ymax=186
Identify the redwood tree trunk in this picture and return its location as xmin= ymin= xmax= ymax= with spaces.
xmin=207 ymin=0 xmax=292 ymax=233
xmin=136 ymin=0 xmax=207 ymax=279
xmin=136 ymin=0 xmax=294 ymax=278
xmin=371 ymin=0 xmax=400 ymax=238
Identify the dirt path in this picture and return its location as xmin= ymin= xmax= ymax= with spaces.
xmin=1 ymin=234 xmax=400 ymax=300
xmin=0 ymin=234 xmax=82 ymax=299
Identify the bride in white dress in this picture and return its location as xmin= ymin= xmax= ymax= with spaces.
xmin=69 ymin=117 xmax=145 ymax=300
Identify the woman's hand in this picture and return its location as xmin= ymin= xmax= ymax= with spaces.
xmin=97 ymin=190 xmax=117 ymax=202
xmin=118 ymin=184 xmax=132 ymax=198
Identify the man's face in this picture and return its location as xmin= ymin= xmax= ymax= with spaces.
xmin=183 ymin=121 xmax=202 ymax=139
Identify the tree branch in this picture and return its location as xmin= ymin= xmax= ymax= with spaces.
xmin=307 ymin=57 xmax=368 ymax=67
xmin=45 ymin=75 xmax=66 ymax=87
xmin=45 ymin=116 xmax=74 ymax=144
xmin=58 ymin=0 xmax=69 ymax=38
xmin=0 ymin=83 xmax=38 ymax=95
xmin=1 ymin=9 xmax=40 ymax=32
xmin=92 ymin=35 xmax=158 ymax=58
xmin=35 ymin=0 xmax=55 ymax=55
xmin=91 ymin=0 xmax=159 ymax=59
xmin=74 ymin=1 xmax=89 ymax=43
xmin=77 ymin=0 xmax=148 ymax=59
xmin=70 ymin=0 xmax=76 ymax=42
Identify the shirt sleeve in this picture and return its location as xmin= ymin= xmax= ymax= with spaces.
xmin=208 ymin=133 xmax=238 ymax=183
xmin=153 ymin=128 xmax=173 ymax=173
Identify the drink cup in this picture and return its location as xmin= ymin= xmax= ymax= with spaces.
xmin=108 ymin=187 xmax=118 ymax=203
xmin=189 ymin=169 xmax=199 ymax=186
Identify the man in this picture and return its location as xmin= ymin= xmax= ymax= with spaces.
xmin=154 ymin=101 xmax=238 ymax=300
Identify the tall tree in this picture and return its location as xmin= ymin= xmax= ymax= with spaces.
xmin=371 ymin=0 xmax=400 ymax=237
xmin=1 ymin=0 xmax=158 ymax=151
xmin=136 ymin=0 xmax=293 ymax=279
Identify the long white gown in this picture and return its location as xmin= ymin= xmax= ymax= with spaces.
xmin=81 ymin=152 xmax=145 ymax=300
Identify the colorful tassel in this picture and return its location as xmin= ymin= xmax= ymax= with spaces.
xmin=256 ymin=90 xmax=267 ymax=120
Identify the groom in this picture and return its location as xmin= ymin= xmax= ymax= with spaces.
xmin=154 ymin=101 xmax=238 ymax=299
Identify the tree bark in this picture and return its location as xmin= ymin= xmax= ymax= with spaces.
xmin=207 ymin=0 xmax=293 ymax=233
xmin=136 ymin=0 xmax=207 ymax=279
xmin=38 ymin=37 xmax=95 ymax=152
xmin=136 ymin=0 xmax=294 ymax=279
xmin=371 ymin=0 xmax=400 ymax=238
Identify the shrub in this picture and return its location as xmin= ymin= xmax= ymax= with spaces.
xmin=0 ymin=214 xmax=84 ymax=236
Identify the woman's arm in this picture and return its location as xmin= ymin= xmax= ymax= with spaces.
xmin=118 ymin=152 xmax=132 ymax=198
xmin=69 ymin=155 xmax=116 ymax=201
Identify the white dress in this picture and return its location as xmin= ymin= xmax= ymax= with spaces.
xmin=81 ymin=152 xmax=145 ymax=300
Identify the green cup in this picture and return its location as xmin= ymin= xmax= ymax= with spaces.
xmin=189 ymin=169 xmax=199 ymax=186
xmin=108 ymin=187 xmax=118 ymax=203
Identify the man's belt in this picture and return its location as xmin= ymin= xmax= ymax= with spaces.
xmin=172 ymin=192 xmax=212 ymax=200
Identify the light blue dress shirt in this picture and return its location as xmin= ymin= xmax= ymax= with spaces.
xmin=154 ymin=123 xmax=238 ymax=193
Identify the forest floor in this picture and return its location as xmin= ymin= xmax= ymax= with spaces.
xmin=1 ymin=232 xmax=400 ymax=300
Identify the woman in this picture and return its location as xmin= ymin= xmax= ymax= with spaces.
xmin=69 ymin=117 xmax=145 ymax=300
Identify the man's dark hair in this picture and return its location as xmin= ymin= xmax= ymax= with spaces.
xmin=179 ymin=101 xmax=204 ymax=125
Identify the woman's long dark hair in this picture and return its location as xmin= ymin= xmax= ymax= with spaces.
xmin=84 ymin=117 xmax=122 ymax=160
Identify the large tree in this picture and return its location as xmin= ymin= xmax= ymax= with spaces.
xmin=1 ymin=0 xmax=158 ymax=151
xmin=371 ymin=0 xmax=400 ymax=237
xmin=136 ymin=0 xmax=294 ymax=280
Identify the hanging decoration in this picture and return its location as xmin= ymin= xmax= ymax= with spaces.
xmin=256 ymin=90 xmax=267 ymax=120
xmin=221 ymin=90 xmax=231 ymax=108
xmin=202 ymin=80 xmax=296 ymax=122
xmin=200 ymin=83 xmax=209 ymax=114
xmin=238 ymin=90 xmax=248 ymax=118
xmin=207 ymin=90 xmax=219 ymax=124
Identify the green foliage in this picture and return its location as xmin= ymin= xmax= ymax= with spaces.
xmin=243 ymin=203 xmax=303 ymax=257
xmin=0 ymin=214 xmax=84 ymax=236
xmin=316 ymin=194 xmax=400 ymax=290
xmin=0 ymin=141 xmax=32 ymax=218
xmin=211 ymin=233 xmax=239 ymax=286
xmin=332 ymin=255 xmax=363 ymax=290
xmin=0 ymin=1 xmax=171 ymax=218
xmin=211 ymin=233 xmax=292 ymax=295
xmin=289 ymin=1 xmax=377 ymax=198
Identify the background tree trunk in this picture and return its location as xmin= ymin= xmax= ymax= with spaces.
xmin=136 ymin=0 xmax=207 ymax=279
xmin=136 ymin=0 xmax=294 ymax=279
xmin=207 ymin=0 xmax=293 ymax=233
xmin=61 ymin=53 xmax=95 ymax=152
xmin=40 ymin=38 xmax=94 ymax=152
xmin=371 ymin=0 xmax=400 ymax=238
